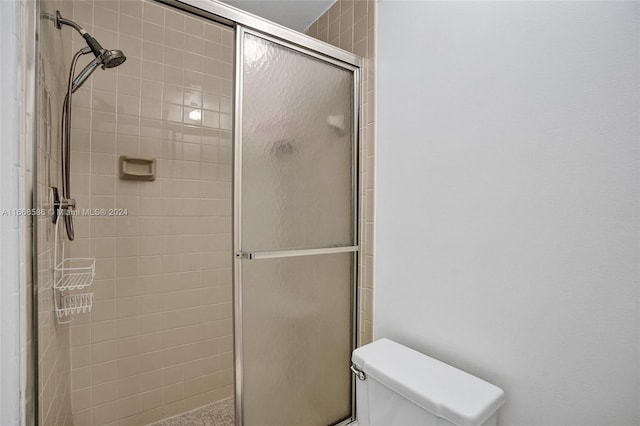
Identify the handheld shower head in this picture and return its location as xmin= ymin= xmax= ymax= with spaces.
xmin=70 ymin=49 xmax=127 ymax=93
xmin=55 ymin=10 xmax=127 ymax=240
xmin=71 ymin=55 xmax=100 ymax=93
xmin=101 ymin=49 xmax=127 ymax=69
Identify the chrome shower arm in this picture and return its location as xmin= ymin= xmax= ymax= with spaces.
xmin=54 ymin=11 xmax=86 ymax=36
xmin=55 ymin=10 xmax=106 ymax=59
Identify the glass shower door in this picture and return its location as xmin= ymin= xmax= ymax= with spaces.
xmin=234 ymin=28 xmax=358 ymax=426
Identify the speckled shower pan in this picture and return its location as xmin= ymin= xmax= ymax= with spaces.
xmin=149 ymin=398 xmax=234 ymax=426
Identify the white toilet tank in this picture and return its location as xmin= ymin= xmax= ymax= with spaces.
xmin=352 ymin=339 xmax=505 ymax=426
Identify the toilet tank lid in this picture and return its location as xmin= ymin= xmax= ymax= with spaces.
xmin=352 ymin=339 xmax=505 ymax=426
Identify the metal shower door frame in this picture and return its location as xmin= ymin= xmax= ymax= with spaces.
xmin=232 ymin=25 xmax=360 ymax=426
xmin=158 ymin=0 xmax=362 ymax=68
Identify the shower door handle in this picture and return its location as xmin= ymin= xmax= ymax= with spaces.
xmin=236 ymin=245 xmax=358 ymax=260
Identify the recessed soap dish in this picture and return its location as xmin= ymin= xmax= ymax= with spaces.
xmin=119 ymin=156 xmax=156 ymax=181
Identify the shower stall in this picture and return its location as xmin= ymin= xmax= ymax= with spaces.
xmin=34 ymin=0 xmax=361 ymax=425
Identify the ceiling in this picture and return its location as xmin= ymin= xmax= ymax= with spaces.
xmin=222 ymin=0 xmax=336 ymax=32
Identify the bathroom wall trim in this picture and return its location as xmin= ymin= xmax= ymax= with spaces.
xmin=28 ymin=1 xmax=40 ymax=425
xmin=0 ymin=1 xmax=24 ymax=424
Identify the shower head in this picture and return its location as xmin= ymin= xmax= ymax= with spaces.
xmin=55 ymin=11 xmax=127 ymax=77
xmin=101 ymin=49 xmax=127 ymax=69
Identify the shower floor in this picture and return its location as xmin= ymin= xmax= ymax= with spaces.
xmin=150 ymin=397 xmax=234 ymax=426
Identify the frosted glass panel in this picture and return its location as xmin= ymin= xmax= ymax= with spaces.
xmin=241 ymin=33 xmax=354 ymax=251
xmin=242 ymin=253 xmax=353 ymax=426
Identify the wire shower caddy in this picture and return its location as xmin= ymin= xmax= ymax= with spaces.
xmin=53 ymin=214 xmax=96 ymax=323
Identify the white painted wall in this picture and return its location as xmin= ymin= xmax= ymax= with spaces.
xmin=375 ymin=1 xmax=639 ymax=425
xmin=0 ymin=0 xmax=24 ymax=424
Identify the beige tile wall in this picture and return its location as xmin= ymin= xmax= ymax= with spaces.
xmin=65 ymin=1 xmax=234 ymax=424
xmin=37 ymin=0 xmax=74 ymax=425
xmin=306 ymin=0 xmax=375 ymax=345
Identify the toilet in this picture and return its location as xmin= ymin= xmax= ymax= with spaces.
xmin=351 ymin=339 xmax=505 ymax=426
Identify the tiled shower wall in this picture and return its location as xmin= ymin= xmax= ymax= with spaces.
xmin=37 ymin=0 xmax=74 ymax=424
xmin=65 ymin=1 xmax=234 ymax=424
xmin=306 ymin=0 xmax=376 ymax=345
